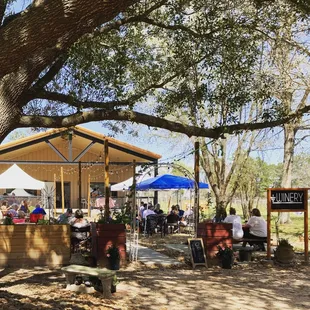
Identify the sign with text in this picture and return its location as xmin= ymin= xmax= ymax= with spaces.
xmin=188 ymin=238 xmax=208 ymax=269
xmin=270 ymin=189 xmax=307 ymax=211
xmin=267 ymin=188 xmax=309 ymax=263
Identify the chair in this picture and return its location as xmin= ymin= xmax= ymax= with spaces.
xmin=29 ymin=213 xmax=44 ymax=223
xmin=145 ymin=214 xmax=159 ymax=237
xmin=166 ymin=213 xmax=180 ymax=234
xmin=157 ymin=214 xmax=167 ymax=238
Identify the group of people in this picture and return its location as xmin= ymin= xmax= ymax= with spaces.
xmin=137 ymin=201 xmax=195 ymax=234
xmin=138 ymin=202 xmax=164 ymax=220
xmin=0 ymin=197 xmax=46 ymax=222
xmin=223 ymin=207 xmax=267 ymax=250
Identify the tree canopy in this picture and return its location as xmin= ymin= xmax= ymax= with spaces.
xmin=0 ymin=0 xmax=309 ymax=142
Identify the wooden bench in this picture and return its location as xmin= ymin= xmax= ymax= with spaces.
xmin=61 ymin=264 xmax=116 ymax=298
xmin=233 ymin=238 xmax=269 ymax=252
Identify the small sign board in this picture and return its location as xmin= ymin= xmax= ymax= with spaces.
xmin=188 ymin=238 xmax=208 ymax=269
xmin=270 ymin=189 xmax=307 ymax=211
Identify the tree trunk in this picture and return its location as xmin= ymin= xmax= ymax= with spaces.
xmin=279 ymin=123 xmax=295 ymax=224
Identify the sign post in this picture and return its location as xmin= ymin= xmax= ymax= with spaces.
xmin=267 ymin=188 xmax=308 ymax=262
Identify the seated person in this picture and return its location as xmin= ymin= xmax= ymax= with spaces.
xmin=166 ymin=209 xmax=180 ymax=233
xmin=31 ymin=204 xmax=46 ymax=215
xmin=7 ymin=203 xmax=19 ymax=217
xmin=1 ymin=201 xmax=8 ymax=216
xmin=244 ymin=208 xmax=267 ymax=251
xmin=18 ymin=210 xmax=26 ymax=219
xmin=224 ymin=207 xmax=244 ymax=240
xmin=154 ymin=203 xmax=163 ymax=215
xmin=176 ymin=204 xmax=184 ymax=218
xmin=70 ymin=209 xmax=90 ymax=242
xmin=57 ymin=208 xmax=73 ymax=224
xmin=19 ymin=200 xmax=30 ymax=214
xmin=142 ymin=205 xmax=156 ymax=219
xmin=180 ymin=206 xmax=194 ymax=225
xmin=183 ymin=206 xmax=193 ymax=217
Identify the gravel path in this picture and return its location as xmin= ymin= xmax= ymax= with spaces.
xmin=0 ymin=259 xmax=309 ymax=310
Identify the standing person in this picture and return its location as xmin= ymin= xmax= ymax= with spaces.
xmin=244 ymin=208 xmax=267 ymax=251
xmin=57 ymin=208 xmax=73 ymax=224
xmin=8 ymin=193 xmax=18 ymax=206
xmin=224 ymin=207 xmax=244 ymax=240
xmin=139 ymin=203 xmax=147 ymax=219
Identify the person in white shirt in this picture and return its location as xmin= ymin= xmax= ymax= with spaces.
xmin=224 ymin=207 xmax=244 ymax=240
xmin=244 ymin=208 xmax=267 ymax=250
xmin=143 ymin=206 xmax=156 ymax=219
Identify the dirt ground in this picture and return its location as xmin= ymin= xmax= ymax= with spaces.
xmin=0 ymin=234 xmax=309 ymax=310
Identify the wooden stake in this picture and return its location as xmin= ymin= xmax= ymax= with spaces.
xmin=53 ymin=173 xmax=56 ymax=218
xmin=61 ymin=167 xmax=64 ymax=213
xmin=87 ymin=174 xmax=91 ymax=217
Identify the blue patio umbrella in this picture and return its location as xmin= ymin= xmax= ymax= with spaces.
xmin=135 ymin=174 xmax=209 ymax=191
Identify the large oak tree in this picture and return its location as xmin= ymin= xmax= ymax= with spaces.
xmin=0 ymin=0 xmax=309 ymax=144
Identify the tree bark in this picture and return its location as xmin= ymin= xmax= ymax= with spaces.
xmin=279 ymin=123 xmax=295 ymax=224
xmin=0 ymin=0 xmax=137 ymax=141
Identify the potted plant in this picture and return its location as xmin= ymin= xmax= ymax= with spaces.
xmin=274 ymin=239 xmax=295 ymax=264
xmin=106 ymin=243 xmax=120 ymax=270
xmin=93 ymin=207 xmax=127 ymax=266
xmin=3 ymin=214 xmax=14 ymax=225
xmin=216 ymin=244 xmax=234 ymax=269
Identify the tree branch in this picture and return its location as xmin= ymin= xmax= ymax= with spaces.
xmin=0 ymin=0 xmax=6 ymax=26
xmin=19 ymin=109 xmax=219 ymax=138
xmin=36 ymin=90 xmax=130 ymax=109
xmin=138 ymin=16 xmax=221 ymax=39
xmin=30 ymin=54 xmax=68 ymax=93
xmin=18 ymin=102 xmax=310 ymax=139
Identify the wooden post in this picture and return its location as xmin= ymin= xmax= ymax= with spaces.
xmin=61 ymin=167 xmax=65 ymax=213
xmin=104 ymin=140 xmax=110 ymax=221
xmin=194 ymin=141 xmax=200 ymax=236
xmin=154 ymin=160 xmax=158 ymax=205
xmin=132 ymin=160 xmax=136 ymax=234
xmin=305 ymin=190 xmax=308 ymax=262
xmin=78 ymin=161 xmax=82 ymax=209
xmin=53 ymin=173 xmax=56 ymax=218
xmin=87 ymin=174 xmax=91 ymax=217
xmin=267 ymin=189 xmax=271 ymax=260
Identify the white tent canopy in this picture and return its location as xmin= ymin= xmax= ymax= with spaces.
xmin=111 ymin=174 xmax=152 ymax=191
xmin=10 ymin=188 xmax=35 ymax=197
xmin=0 ymin=164 xmax=44 ymax=190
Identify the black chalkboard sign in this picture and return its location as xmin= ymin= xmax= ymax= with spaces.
xmin=188 ymin=238 xmax=208 ymax=269
xmin=270 ymin=189 xmax=307 ymax=211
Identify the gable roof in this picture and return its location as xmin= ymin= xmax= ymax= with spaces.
xmin=0 ymin=126 xmax=161 ymax=164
